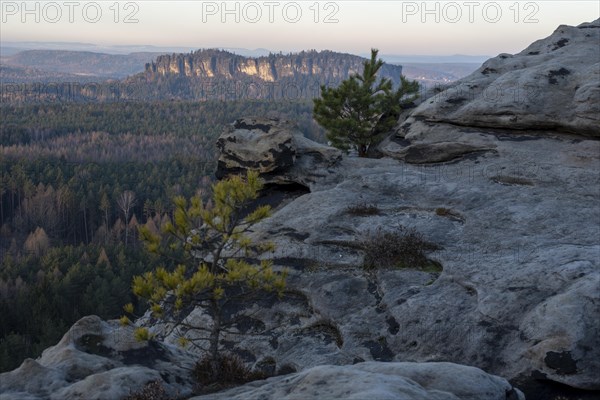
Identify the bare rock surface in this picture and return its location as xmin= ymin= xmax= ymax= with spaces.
xmin=381 ymin=19 xmax=600 ymax=163
xmin=216 ymin=117 xmax=342 ymax=189
xmin=0 ymin=316 xmax=197 ymax=400
xmin=3 ymin=122 xmax=598 ymax=400
xmin=140 ymin=116 xmax=598 ymax=399
xmin=216 ymin=118 xmax=296 ymax=175
xmin=191 ymin=362 xmax=525 ymax=400
xmin=211 ymin=129 xmax=598 ymax=397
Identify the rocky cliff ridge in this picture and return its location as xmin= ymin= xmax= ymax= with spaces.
xmin=144 ymin=49 xmax=404 ymax=85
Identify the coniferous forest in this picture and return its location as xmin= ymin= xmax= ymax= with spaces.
xmin=0 ymin=99 xmax=324 ymax=371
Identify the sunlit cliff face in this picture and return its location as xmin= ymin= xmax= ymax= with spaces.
xmin=144 ymin=50 xmax=402 ymax=84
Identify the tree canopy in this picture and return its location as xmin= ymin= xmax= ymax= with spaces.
xmin=313 ymin=49 xmax=419 ymax=157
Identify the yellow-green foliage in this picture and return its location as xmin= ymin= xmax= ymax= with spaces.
xmin=125 ymin=171 xmax=287 ymax=351
xmin=134 ymin=327 xmax=153 ymax=341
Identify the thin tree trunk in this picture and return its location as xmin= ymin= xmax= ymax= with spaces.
xmin=83 ymin=208 xmax=89 ymax=244
xmin=125 ymin=212 xmax=129 ymax=246
xmin=358 ymin=144 xmax=368 ymax=157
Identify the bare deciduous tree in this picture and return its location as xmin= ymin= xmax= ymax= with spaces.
xmin=117 ymin=190 xmax=136 ymax=246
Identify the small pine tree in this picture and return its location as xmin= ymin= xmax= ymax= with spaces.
xmin=127 ymin=171 xmax=286 ymax=382
xmin=313 ymin=48 xmax=419 ymax=157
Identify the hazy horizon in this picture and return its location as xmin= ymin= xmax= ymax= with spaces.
xmin=0 ymin=40 xmax=494 ymax=64
xmin=1 ymin=1 xmax=598 ymax=57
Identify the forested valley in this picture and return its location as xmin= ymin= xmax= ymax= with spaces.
xmin=0 ymin=99 xmax=324 ymax=371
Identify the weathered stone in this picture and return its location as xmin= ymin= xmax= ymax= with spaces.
xmin=216 ymin=117 xmax=342 ymax=190
xmin=380 ymin=19 xmax=600 ymax=162
xmin=0 ymin=316 xmax=197 ymax=399
xmin=388 ymin=141 xmax=493 ymax=164
xmin=393 ymin=19 xmax=600 ymax=143
xmin=216 ymin=117 xmax=296 ymax=176
xmin=190 ymin=362 xmax=525 ymax=400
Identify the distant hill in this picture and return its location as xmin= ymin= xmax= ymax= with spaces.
xmin=379 ymin=54 xmax=490 ymax=64
xmin=0 ymin=41 xmax=198 ymax=55
xmin=0 ymin=47 xmax=482 ymax=98
xmin=0 ymin=47 xmax=26 ymax=57
xmin=400 ymin=63 xmax=482 ymax=87
xmin=2 ymin=50 xmax=162 ymax=79
xmin=2 ymin=49 xmax=407 ymax=102
xmin=0 ymin=64 xmax=101 ymax=83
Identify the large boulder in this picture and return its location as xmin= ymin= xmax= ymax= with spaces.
xmin=381 ymin=18 xmax=600 ymax=162
xmin=216 ymin=118 xmax=296 ymax=175
xmin=0 ymin=316 xmax=197 ymax=400
xmin=191 ymin=362 xmax=525 ymax=400
xmin=216 ymin=117 xmax=342 ymax=190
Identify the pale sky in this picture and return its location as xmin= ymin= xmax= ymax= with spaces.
xmin=1 ymin=1 xmax=598 ymax=55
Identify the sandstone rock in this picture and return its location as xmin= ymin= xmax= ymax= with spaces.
xmin=380 ymin=19 xmax=600 ymax=162
xmin=390 ymin=141 xmax=493 ymax=164
xmin=216 ymin=117 xmax=296 ymax=175
xmin=0 ymin=316 xmax=197 ymax=400
xmin=216 ymin=117 xmax=342 ymax=190
xmin=191 ymin=362 xmax=524 ymax=400
xmin=402 ymin=19 xmax=600 ymax=137
xmin=519 ymin=273 xmax=600 ymax=389
xmin=0 ymin=359 xmax=66 ymax=399
xmin=136 ymin=126 xmax=599 ymax=398
xmin=201 ymin=132 xmax=598 ymax=397
xmin=145 ymin=49 xmax=404 ymax=86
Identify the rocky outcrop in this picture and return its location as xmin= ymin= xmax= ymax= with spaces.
xmin=205 ymin=23 xmax=600 ymax=396
xmin=216 ymin=117 xmax=342 ymax=189
xmin=0 ymin=316 xmax=197 ymax=399
xmin=145 ymin=49 xmax=404 ymax=86
xmin=222 ymin=133 xmax=598 ymax=397
xmin=381 ymin=18 xmax=600 ymax=163
xmin=216 ymin=118 xmax=296 ymax=174
xmin=192 ymin=362 xmax=525 ymax=400
xmin=136 ymin=49 xmax=405 ymax=100
xmin=179 ymin=114 xmax=599 ymax=399
xmin=5 ymin=117 xmax=597 ymax=399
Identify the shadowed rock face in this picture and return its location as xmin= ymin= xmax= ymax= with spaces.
xmin=212 ymin=132 xmax=598 ymax=397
